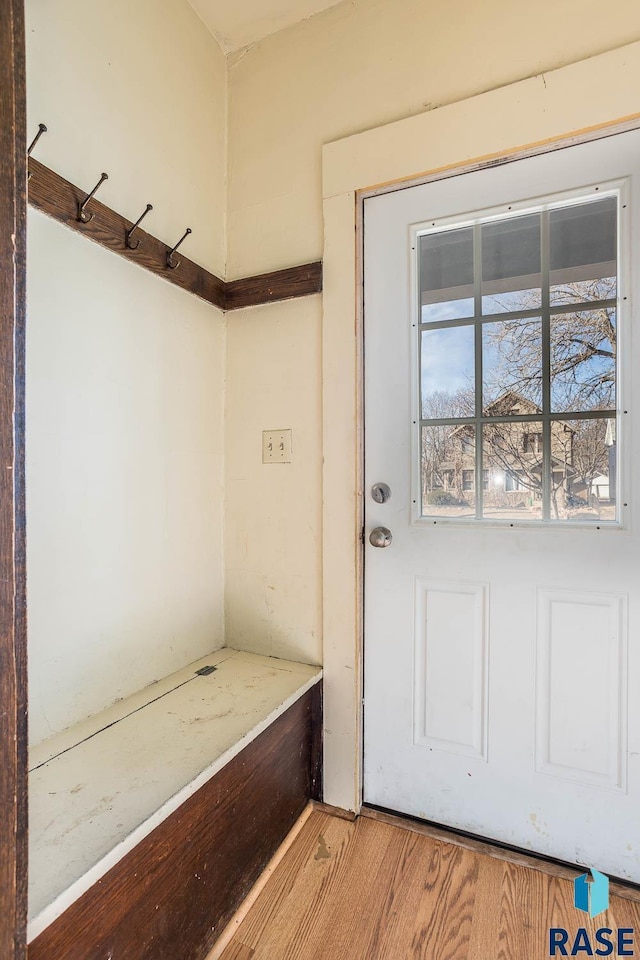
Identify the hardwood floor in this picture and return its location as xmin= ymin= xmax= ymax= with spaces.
xmin=215 ymin=808 xmax=640 ymax=960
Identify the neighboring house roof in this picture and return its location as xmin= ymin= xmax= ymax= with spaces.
xmin=483 ymin=390 xmax=541 ymax=417
xmin=447 ymin=389 xmax=576 ymax=432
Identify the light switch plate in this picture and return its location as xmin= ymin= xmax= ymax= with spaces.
xmin=262 ymin=429 xmax=292 ymax=463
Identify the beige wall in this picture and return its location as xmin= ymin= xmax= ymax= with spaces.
xmin=26 ymin=0 xmax=227 ymax=744
xmin=27 ymin=0 xmax=227 ymax=276
xmin=227 ymin=0 xmax=640 ymax=276
xmin=224 ymin=297 xmax=322 ymax=663
xmin=223 ymin=0 xmax=640 ymax=674
xmin=25 ymin=0 xmax=640 ymax=752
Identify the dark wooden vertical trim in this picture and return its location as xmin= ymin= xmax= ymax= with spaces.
xmin=310 ymin=680 xmax=323 ymax=801
xmin=0 ymin=1 xmax=28 ymax=958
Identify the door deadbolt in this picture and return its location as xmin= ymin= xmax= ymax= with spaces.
xmin=371 ymin=482 xmax=391 ymax=504
xmin=369 ymin=526 xmax=393 ymax=548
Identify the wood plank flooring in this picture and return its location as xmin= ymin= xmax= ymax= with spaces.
xmin=216 ymin=809 xmax=640 ymax=960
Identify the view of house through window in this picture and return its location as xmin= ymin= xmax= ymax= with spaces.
xmin=419 ymin=193 xmax=618 ymax=521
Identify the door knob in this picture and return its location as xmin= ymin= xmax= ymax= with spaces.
xmin=369 ymin=526 xmax=392 ymax=548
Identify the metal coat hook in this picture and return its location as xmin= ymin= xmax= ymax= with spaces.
xmin=77 ymin=172 xmax=108 ymax=223
xmin=166 ymin=227 xmax=192 ymax=269
xmin=126 ymin=203 xmax=153 ymax=250
xmin=27 ymin=123 xmax=47 ymax=180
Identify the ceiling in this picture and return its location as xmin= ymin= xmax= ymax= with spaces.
xmin=187 ymin=0 xmax=345 ymax=53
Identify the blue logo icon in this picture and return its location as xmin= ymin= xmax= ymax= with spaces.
xmin=574 ymin=869 xmax=609 ymax=918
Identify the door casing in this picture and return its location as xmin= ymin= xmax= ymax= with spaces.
xmin=320 ymin=44 xmax=640 ymax=816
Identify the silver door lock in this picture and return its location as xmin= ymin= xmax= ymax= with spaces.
xmin=369 ymin=526 xmax=392 ymax=548
xmin=371 ymin=482 xmax=391 ymax=503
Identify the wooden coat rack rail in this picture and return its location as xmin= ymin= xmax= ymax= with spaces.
xmin=27 ymin=158 xmax=323 ymax=311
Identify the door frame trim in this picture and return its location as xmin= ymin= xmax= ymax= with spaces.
xmin=321 ymin=39 xmax=640 ymax=813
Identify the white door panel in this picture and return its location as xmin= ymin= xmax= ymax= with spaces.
xmin=363 ymin=130 xmax=640 ymax=881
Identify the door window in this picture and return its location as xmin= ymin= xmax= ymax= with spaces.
xmin=418 ymin=193 xmax=619 ymax=522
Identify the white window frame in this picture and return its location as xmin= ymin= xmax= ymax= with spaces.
xmin=410 ymin=178 xmax=629 ymax=529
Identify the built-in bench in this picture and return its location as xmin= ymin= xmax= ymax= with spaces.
xmin=28 ymin=648 xmax=322 ymax=960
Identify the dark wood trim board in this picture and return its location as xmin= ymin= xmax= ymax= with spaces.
xmin=27 ymin=158 xmax=322 ymax=312
xmin=309 ymin=678 xmax=323 ymax=801
xmin=0 ymin=1 xmax=28 ymax=958
xmin=225 ymin=261 xmax=323 ymax=310
xmin=28 ymin=681 xmax=322 ymax=960
xmin=27 ymin=158 xmax=227 ymax=310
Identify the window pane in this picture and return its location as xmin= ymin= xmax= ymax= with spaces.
xmin=550 ymin=198 xmax=617 ymax=306
xmin=421 ymin=326 xmax=475 ymax=418
xmin=482 ymin=213 xmax=541 ymax=314
xmin=551 ymin=309 xmax=616 ymax=412
xmin=549 ymin=418 xmax=616 ymax=522
xmin=421 ymin=424 xmax=476 ymax=517
xmin=420 ymin=227 xmax=474 ymax=322
xmin=482 ymin=421 xmax=543 ymax=520
xmin=415 ymin=190 xmax=622 ymax=525
xmin=482 ymin=318 xmax=542 ymax=414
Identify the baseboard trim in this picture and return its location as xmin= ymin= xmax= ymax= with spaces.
xmin=204 ymin=803 xmax=315 ymax=960
xmin=311 ymin=800 xmax=357 ymax=822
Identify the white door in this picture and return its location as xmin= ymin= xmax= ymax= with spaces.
xmin=363 ymin=130 xmax=640 ymax=882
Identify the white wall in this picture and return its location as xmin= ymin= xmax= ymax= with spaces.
xmin=223 ymin=0 xmax=640 ymax=675
xmin=26 ymin=0 xmax=227 ymax=744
